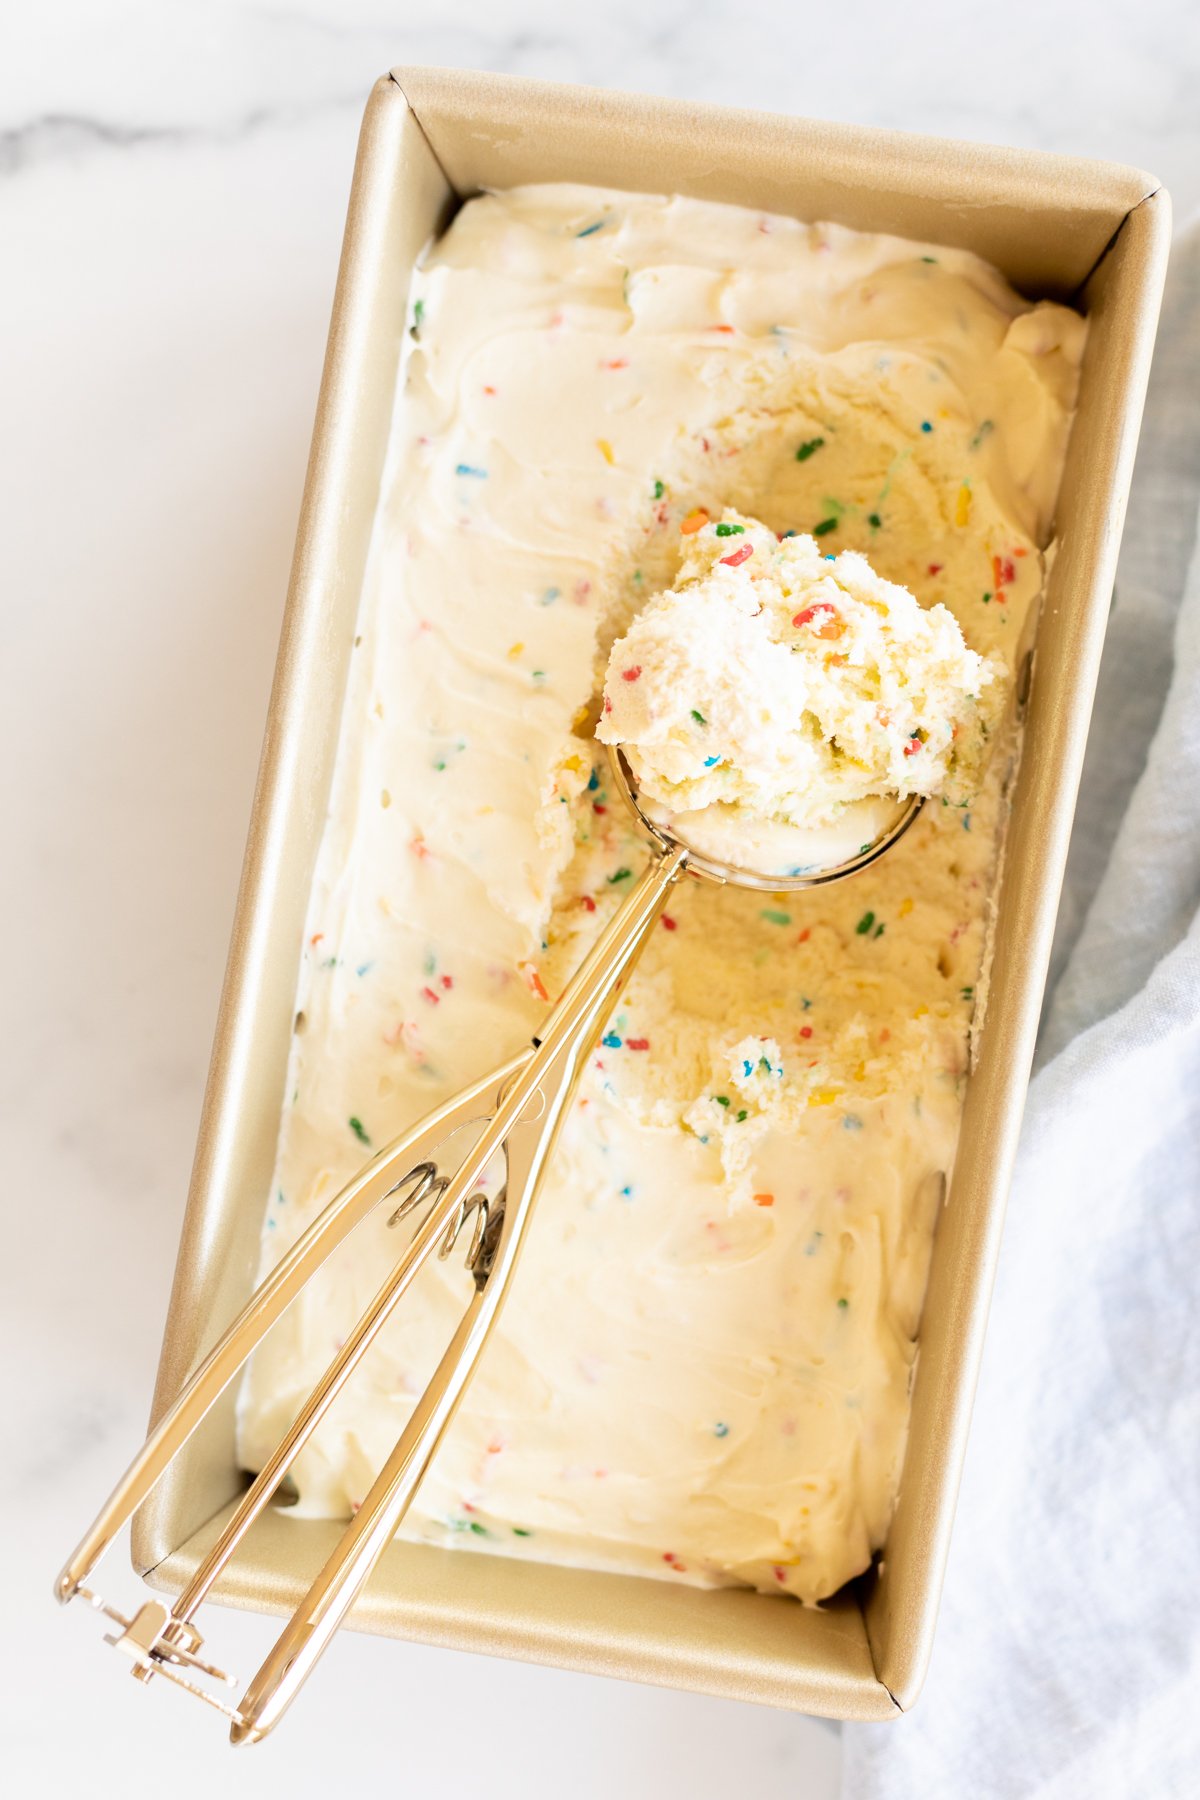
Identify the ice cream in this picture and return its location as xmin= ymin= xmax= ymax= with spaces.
xmin=236 ymin=184 xmax=1085 ymax=1604
xmin=598 ymin=510 xmax=1005 ymax=872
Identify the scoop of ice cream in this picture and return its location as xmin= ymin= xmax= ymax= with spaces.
xmin=597 ymin=510 xmax=1005 ymax=868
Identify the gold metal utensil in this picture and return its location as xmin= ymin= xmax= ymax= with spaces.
xmin=56 ymin=750 xmax=922 ymax=1743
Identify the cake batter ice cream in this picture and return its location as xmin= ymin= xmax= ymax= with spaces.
xmin=237 ymin=183 xmax=1085 ymax=1604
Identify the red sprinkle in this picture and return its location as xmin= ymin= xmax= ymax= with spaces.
xmin=796 ymin=927 xmax=811 ymax=944
xmin=992 ymin=553 xmax=1017 ymax=589
xmin=719 ymin=542 xmax=754 ymax=568
xmin=603 ymin=696 xmax=613 ymax=714
xmin=799 ymin=1025 xmax=813 ymax=1039
xmin=621 ymin=665 xmax=643 ymax=682
xmin=661 ymin=915 xmax=678 ymax=931
xmin=904 ymin=737 xmax=922 ymax=758
xmin=927 ymin=562 xmax=944 ymax=575
xmin=440 ymin=974 xmax=453 ymax=989
xmin=580 ymin=895 xmax=597 ymax=912
xmin=593 ymin=803 xmax=607 ymax=815
xmin=625 ymin=1037 xmax=650 ymax=1051
xmin=792 ymin=602 xmax=844 ymax=639
xmin=421 ymin=986 xmax=441 ymax=1005
xmin=773 ymin=1565 xmax=788 ymax=1584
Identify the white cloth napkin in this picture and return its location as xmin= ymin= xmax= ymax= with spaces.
xmin=842 ymin=220 xmax=1200 ymax=1800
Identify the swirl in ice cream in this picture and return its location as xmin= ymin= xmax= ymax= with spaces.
xmin=598 ymin=510 xmax=1006 ymax=873
xmin=237 ymin=183 xmax=1085 ymax=1606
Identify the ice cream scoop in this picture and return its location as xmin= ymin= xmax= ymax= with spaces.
xmin=598 ymin=510 xmax=1004 ymax=878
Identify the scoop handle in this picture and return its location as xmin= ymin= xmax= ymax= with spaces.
xmin=231 ymin=844 xmax=687 ymax=1743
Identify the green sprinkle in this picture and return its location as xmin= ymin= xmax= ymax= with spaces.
xmin=468 ymin=1520 xmax=489 ymax=1536
xmin=512 ymin=1526 xmax=532 ymax=1536
xmin=653 ymin=479 xmax=664 ymax=499
xmin=714 ymin=522 xmax=745 ymax=537
xmin=760 ymin=908 xmax=791 ymax=926
xmin=796 ymin=437 xmax=826 ymax=461
xmin=532 ymin=669 xmax=545 ymax=680
xmin=349 ymin=1116 xmax=371 ymax=1147
xmin=715 ymin=1095 xmax=731 ymax=1108
xmin=868 ymin=512 xmax=882 ymax=529
xmin=961 ymin=986 xmax=975 ymax=1001
xmin=434 ymin=758 xmax=446 ymax=770
xmin=837 ymin=1297 xmax=850 ymax=1310
xmin=409 ymin=297 xmax=425 ymax=339
xmin=874 ymin=923 xmax=886 ymax=939
xmin=713 ymin=1422 xmax=730 ymax=1438
xmin=921 ymin=255 xmax=938 ymax=264
xmin=736 ymin=1109 xmax=748 ymax=1122
xmin=606 ymin=867 xmax=632 ymax=884
xmin=855 ymin=911 xmax=875 ymax=935
xmin=691 ymin=708 xmax=707 ymax=725
xmin=982 ymin=591 xmax=992 ymax=604
xmin=970 ymin=419 xmax=995 ymax=450
xmin=813 ymin=517 xmax=838 ymax=537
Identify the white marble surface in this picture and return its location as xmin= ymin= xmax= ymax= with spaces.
xmin=4 ymin=3 xmax=1197 ymax=1793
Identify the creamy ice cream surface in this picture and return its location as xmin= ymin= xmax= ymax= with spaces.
xmin=598 ymin=510 xmax=1006 ymax=871
xmin=237 ymin=184 xmax=1085 ymax=1604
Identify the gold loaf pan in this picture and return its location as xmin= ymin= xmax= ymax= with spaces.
xmin=131 ymin=68 xmax=1170 ymax=1721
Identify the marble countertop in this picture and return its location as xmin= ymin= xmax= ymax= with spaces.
xmin=5 ymin=3 xmax=1197 ymax=1794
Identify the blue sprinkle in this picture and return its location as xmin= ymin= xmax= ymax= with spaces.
xmin=920 ymin=420 xmax=933 ymax=433
xmin=587 ymin=768 xmax=600 ymax=792
xmin=356 ymin=960 xmax=375 ymax=977
xmin=703 ymin=755 xmax=721 ymax=768
xmin=576 ymin=221 xmax=604 ymax=238
xmin=780 ymin=528 xmax=798 ymax=538
xmin=602 ymin=1032 xmax=622 ymax=1049
xmin=267 ymin=1216 xmax=277 ymax=1230
xmin=276 ymin=1189 xmax=286 ymax=1206
xmin=713 ymin=1421 xmax=730 ymax=1438
xmin=804 ymin=1230 xmax=824 ymax=1256
xmin=823 ymin=553 xmax=836 ymax=561
xmin=962 ymin=813 xmax=972 ymax=831
xmin=539 ymin=586 xmax=560 ymax=605
xmin=455 ymin=463 xmax=488 ymax=478
xmin=742 ymin=1059 xmax=753 ymax=1078
xmin=843 ymin=1115 xmax=864 ymax=1132
xmin=620 ymin=1184 xmax=633 ymax=1198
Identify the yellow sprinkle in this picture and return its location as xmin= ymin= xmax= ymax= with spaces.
xmin=506 ymin=641 xmax=524 ymax=659
xmin=808 ymin=1089 xmax=840 ymax=1107
xmin=597 ymin=437 xmax=614 ymax=465
xmin=563 ymin=752 xmax=585 ymax=774
xmin=853 ymin=1061 xmax=866 ymax=1082
xmin=380 ymin=789 xmax=391 ymax=809
xmin=572 ymin=703 xmax=593 ymax=732
xmin=913 ymin=1004 xmax=929 ymax=1019
xmin=899 ymin=896 xmax=914 ymax=918
xmin=956 ymin=482 xmax=972 ymax=526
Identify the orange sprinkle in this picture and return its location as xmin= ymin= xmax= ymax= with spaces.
xmin=309 ymin=932 xmax=324 ymax=947
xmin=520 ymin=961 xmax=549 ymax=1002
xmin=708 ymin=323 xmax=735 ymax=334
xmin=483 ymin=384 xmax=497 ymax=395
xmin=681 ymin=507 xmax=710 ymax=535
xmin=753 ymin=1192 xmax=776 ymax=1208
